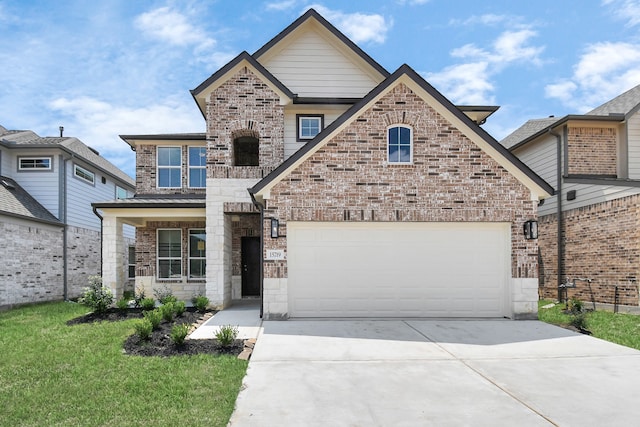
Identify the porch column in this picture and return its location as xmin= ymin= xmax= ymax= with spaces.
xmin=102 ymin=214 xmax=125 ymax=299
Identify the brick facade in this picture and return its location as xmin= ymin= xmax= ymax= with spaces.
xmin=206 ymin=67 xmax=285 ymax=178
xmin=567 ymin=126 xmax=617 ymax=176
xmin=263 ymin=84 xmax=539 ymax=282
xmin=538 ymin=194 xmax=640 ymax=306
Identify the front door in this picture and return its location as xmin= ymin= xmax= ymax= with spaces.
xmin=241 ymin=236 xmax=261 ymax=297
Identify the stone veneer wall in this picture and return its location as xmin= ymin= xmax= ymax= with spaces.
xmin=0 ymin=218 xmax=64 ymax=309
xmin=262 ymin=83 xmax=539 ymax=318
xmin=538 ymin=194 xmax=640 ymax=306
xmin=567 ymin=127 xmax=617 ymax=176
xmin=135 ymin=220 xmax=207 ymax=302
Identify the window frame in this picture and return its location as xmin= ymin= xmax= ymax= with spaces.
xmin=156 ymin=146 xmax=182 ymax=189
xmin=188 ymin=146 xmax=206 ymax=188
xmin=18 ymin=156 xmax=52 ymax=171
xmin=387 ymin=125 xmax=413 ymax=164
xmin=296 ymin=114 xmax=324 ymax=142
xmin=73 ymin=164 xmax=95 ymax=185
xmin=127 ymin=245 xmax=136 ymax=279
xmin=188 ymin=228 xmax=206 ymax=279
xmin=157 ymin=228 xmax=182 ymax=280
xmin=116 ymin=186 xmax=128 ymax=199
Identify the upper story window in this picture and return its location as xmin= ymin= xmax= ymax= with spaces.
xmin=388 ymin=125 xmax=412 ymax=164
xmin=116 ymin=186 xmax=128 ymax=199
xmin=157 ymin=147 xmax=181 ymax=188
xmin=188 ymin=146 xmax=206 ymax=188
xmin=74 ymin=164 xmax=95 ymax=185
xmin=19 ymin=157 xmax=51 ymax=171
xmin=297 ymin=115 xmax=324 ymax=141
xmin=234 ymin=136 xmax=259 ymax=166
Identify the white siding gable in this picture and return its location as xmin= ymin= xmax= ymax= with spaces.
xmin=283 ymin=105 xmax=350 ymax=159
xmin=627 ymin=111 xmax=640 ymax=179
xmin=259 ymin=28 xmax=381 ymax=98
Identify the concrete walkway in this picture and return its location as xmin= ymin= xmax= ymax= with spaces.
xmin=228 ymin=319 xmax=640 ymax=426
xmin=189 ymin=300 xmax=262 ymax=340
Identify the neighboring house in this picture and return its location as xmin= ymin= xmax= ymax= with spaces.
xmin=95 ymin=9 xmax=552 ymax=319
xmin=0 ymin=125 xmax=135 ymax=309
xmin=502 ymin=84 xmax=640 ymax=310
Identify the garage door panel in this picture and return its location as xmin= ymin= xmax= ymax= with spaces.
xmin=288 ymin=222 xmax=509 ymax=318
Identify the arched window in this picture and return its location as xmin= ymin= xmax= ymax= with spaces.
xmin=234 ymin=136 xmax=259 ymax=166
xmin=388 ymin=125 xmax=412 ymax=163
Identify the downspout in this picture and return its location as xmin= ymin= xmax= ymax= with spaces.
xmin=249 ymin=191 xmax=264 ymax=319
xmin=59 ymin=154 xmax=69 ymax=301
xmin=548 ymin=127 xmax=563 ymax=301
xmin=92 ymin=207 xmax=103 ymax=268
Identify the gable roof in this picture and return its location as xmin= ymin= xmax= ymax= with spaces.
xmin=250 ymin=64 xmax=554 ymax=200
xmin=253 ymin=8 xmax=388 ymax=80
xmin=191 ymin=51 xmax=295 ymax=118
xmin=0 ymin=176 xmax=61 ymax=225
xmin=587 ymin=83 xmax=640 ymax=116
xmin=0 ymin=127 xmax=135 ymax=187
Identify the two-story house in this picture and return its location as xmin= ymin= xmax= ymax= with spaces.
xmin=95 ymin=9 xmax=552 ymax=320
xmin=502 ymin=84 xmax=640 ymax=310
xmin=0 ymin=125 xmax=135 ymax=309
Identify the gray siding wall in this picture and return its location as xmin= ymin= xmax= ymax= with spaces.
xmin=11 ymin=150 xmax=61 ymax=218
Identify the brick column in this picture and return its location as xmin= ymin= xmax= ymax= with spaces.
xmin=102 ymin=214 xmax=125 ymax=299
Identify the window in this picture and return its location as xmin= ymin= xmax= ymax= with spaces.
xmin=74 ymin=164 xmax=95 ymax=184
xmin=19 ymin=157 xmax=51 ymax=170
xmin=297 ymin=115 xmax=324 ymax=141
xmin=188 ymin=147 xmax=206 ymax=188
xmin=189 ymin=229 xmax=206 ymax=278
xmin=128 ymin=246 xmax=136 ymax=279
xmin=234 ymin=136 xmax=259 ymax=166
xmin=157 ymin=147 xmax=181 ymax=188
xmin=388 ymin=125 xmax=412 ymax=163
xmin=157 ymin=229 xmax=182 ymax=279
xmin=116 ymin=186 xmax=128 ymax=199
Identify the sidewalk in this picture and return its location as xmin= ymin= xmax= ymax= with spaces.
xmin=189 ymin=300 xmax=262 ymax=340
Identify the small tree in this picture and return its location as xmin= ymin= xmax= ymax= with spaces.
xmin=78 ymin=275 xmax=114 ymax=314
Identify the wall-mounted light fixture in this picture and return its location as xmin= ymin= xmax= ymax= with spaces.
xmin=271 ymin=218 xmax=279 ymax=238
xmin=523 ymin=219 xmax=538 ymax=240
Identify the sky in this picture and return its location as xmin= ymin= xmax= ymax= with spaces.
xmin=2 ymin=0 xmax=640 ymax=178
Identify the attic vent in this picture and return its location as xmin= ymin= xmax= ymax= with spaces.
xmin=1 ymin=179 xmax=15 ymax=190
xmin=88 ymin=146 xmax=100 ymax=156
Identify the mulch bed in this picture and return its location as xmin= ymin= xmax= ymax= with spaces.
xmin=67 ymin=307 xmax=244 ymax=357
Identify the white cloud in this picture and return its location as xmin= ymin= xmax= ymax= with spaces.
xmin=450 ymin=14 xmax=510 ymax=27
xmin=425 ymin=27 xmax=543 ymax=104
xmin=307 ymin=5 xmax=391 ymax=44
xmin=135 ymin=7 xmax=216 ymax=50
xmin=545 ymin=42 xmax=640 ymax=111
xmin=397 ymin=0 xmax=431 ymax=5
xmin=266 ymin=0 xmax=299 ymax=11
xmin=48 ymin=95 xmax=204 ymax=177
xmin=603 ymin=0 xmax=640 ymax=26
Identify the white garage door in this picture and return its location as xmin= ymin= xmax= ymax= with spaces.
xmin=287 ymin=222 xmax=510 ymax=318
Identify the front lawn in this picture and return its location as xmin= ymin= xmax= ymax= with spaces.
xmin=0 ymin=302 xmax=247 ymax=427
xmin=538 ymin=299 xmax=640 ymax=351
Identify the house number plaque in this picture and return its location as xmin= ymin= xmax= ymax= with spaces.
xmin=265 ymin=249 xmax=286 ymax=260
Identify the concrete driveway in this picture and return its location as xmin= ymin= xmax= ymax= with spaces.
xmin=228 ymin=319 xmax=640 ymax=426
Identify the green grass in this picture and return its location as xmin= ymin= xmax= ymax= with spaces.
xmin=538 ymin=300 xmax=640 ymax=351
xmin=0 ymin=302 xmax=248 ymax=427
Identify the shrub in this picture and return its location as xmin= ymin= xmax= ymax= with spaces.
xmin=78 ymin=276 xmax=114 ymax=314
xmin=143 ymin=309 xmax=163 ymax=330
xmin=115 ymin=297 xmax=129 ymax=312
xmin=173 ymin=301 xmax=186 ymax=317
xmin=140 ymin=297 xmax=156 ymax=311
xmin=170 ymin=324 xmax=190 ymax=346
xmin=215 ymin=324 xmax=238 ymax=347
xmin=569 ymin=298 xmax=584 ymax=315
xmin=122 ymin=290 xmax=135 ymax=301
xmin=192 ymin=295 xmax=209 ymax=312
xmin=570 ymin=313 xmax=589 ymax=331
xmin=160 ymin=303 xmax=175 ymax=322
xmin=133 ymin=287 xmax=146 ymax=308
xmin=154 ymin=285 xmax=177 ymax=305
xmin=134 ymin=319 xmax=153 ymax=340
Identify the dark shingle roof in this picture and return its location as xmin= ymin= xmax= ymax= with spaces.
xmin=587 ymin=83 xmax=640 ymax=116
xmin=0 ymin=176 xmax=61 ymax=225
xmin=500 ymin=117 xmax=559 ymax=149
